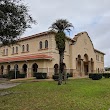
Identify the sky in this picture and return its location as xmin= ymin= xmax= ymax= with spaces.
xmin=22 ymin=0 xmax=110 ymax=67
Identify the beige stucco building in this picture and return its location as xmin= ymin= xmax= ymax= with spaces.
xmin=0 ymin=31 xmax=105 ymax=78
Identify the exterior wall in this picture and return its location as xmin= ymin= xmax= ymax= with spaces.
xmin=0 ymin=33 xmax=54 ymax=57
xmin=0 ymin=31 xmax=105 ymax=78
xmin=95 ymin=51 xmax=104 ymax=72
xmin=70 ymin=32 xmax=104 ymax=76
xmin=71 ymin=32 xmax=96 ymax=69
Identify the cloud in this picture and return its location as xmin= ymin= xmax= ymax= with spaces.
xmin=22 ymin=0 xmax=110 ymax=67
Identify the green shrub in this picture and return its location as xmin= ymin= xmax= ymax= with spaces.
xmin=52 ymin=74 xmax=59 ymax=81
xmin=103 ymin=73 xmax=110 ymax=78
xmin=18 ymin=73 xmax=26 ymax=78
xmin=3 ymin=74 xmax=9 ymax=78
xmin=89 ymin=73 xmax=102 ymax=80
xmin=52 ymin=73 xmax=68 ymax=81
xmin=8 ymin=70 xmax=20 ymax=79
xmin=8 ymin=70 xmax=26 ymax=79
xmin=89 ymin=73 xmax=93 ymax=78
xmin=34 ymin=72 xmax=47 ymax=79
xmin=67 ymin=73 xmax=73 ymax=77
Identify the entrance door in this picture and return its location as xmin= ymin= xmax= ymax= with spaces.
xmin=84 ymin=63 xmax=88 ymax=75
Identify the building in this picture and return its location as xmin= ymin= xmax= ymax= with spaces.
xmin=0 ymin=31 xmax=105 ymax=78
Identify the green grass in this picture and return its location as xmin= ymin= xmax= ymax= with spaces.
xmin=0 ymin=78 xmax=110 ymax=110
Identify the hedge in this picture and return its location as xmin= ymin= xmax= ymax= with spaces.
xmin=8 ymin=70 xmax=26 ymax=79
xmin=67 ymin=73 xmax=73 ymax=77
xmin=34 ymin=72 xmax=47 ymax=79
xmin=89 ymin=73 xmax=102 ymax=80
xmin=103 ymin=73 xmax=110 ymax=78
xmin=52 ymin=74 xmax=69 ymax=81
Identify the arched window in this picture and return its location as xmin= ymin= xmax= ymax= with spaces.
xmin=39 ymin=41 xmax=42 ymax=49
xmin=26 ymin=44 xmax=29 ymax=52
xmin=12 ymin=47 xmax=14 ymax=54
xmin=22 ymin=45 xmax=25 ymax=52
xmin=45 ymin=40 xmax=48 ymax=48
xmin=6 ymin=49 xmax=8 ymax=55
xmin=16 ymin=46 xmax=18 ymax=53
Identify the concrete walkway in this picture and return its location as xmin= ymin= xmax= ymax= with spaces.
xmin=0 ymin=78 xmax=20 ymax=89
xmin=0 ymin=83 xmax=20 ymax=89
xmin=0 ymin=76 xmax=88 ymax=89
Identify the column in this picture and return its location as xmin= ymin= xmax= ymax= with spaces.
xmin=47 ymin=67 xmax=50 ymax=78
xmin=81 ymin=59 xmax=84 ymax=76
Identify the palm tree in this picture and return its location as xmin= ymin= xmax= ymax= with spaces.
xmin=50 ymin=19 xmax=74 ymax=85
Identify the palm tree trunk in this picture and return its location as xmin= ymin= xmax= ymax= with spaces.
xmin=58 ymin=52 xmax=64 ymax=85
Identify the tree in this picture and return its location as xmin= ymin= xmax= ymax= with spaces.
xmin=0 ymin=0 xmax=36 ymax=46
xmin=50 ymin=19 xmax=73 ymax=85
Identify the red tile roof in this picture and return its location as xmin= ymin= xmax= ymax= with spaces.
xmin=19 ymin=30 xmax=76 ymax=42
xmin=0 ymin=54 xmax=52 ymax=63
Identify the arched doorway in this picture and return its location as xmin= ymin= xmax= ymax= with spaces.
xmin=22 ymin=64 xmax=27 ymax=74
xmin=54 ymin=64 xmax=59 ymax=75
xmin=83 ymin=54 xmax=89 ymax=75
xmin=32 ymin=63 xmax=38 ymax=77
xmin=7 ymin=65 xmax=11 ymax=74
xmin=32 ymin=63 xmax=38 ymax=72
xmin=1 ymin=65 xmax=4 ymax=75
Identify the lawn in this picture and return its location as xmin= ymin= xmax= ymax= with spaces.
xmin=0 ymin=78 xmax=110 ymax=110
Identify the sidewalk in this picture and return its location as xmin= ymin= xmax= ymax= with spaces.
xmin=0 ymin=82 xmax=20 ymax=89
xmin=10 ymin=76 xmax=88 ymax=82
xmin=0 ymin=76 xmax=88 ymax=89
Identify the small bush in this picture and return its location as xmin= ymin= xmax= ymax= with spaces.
xmin=18 ymin=73 xmax=26 ymax=78
xmin=8 ymin=71 xmax=26 ymax=79
xmin=103 ymin=73 xmax=110 ymax=78
xmin=3 ymin=74 xmax=9 ymax=78
xmin=89 ymin=73 xmax=93 ymax=78
xmin=8 ymin=70 xmax=20 ymax=79
xmin=52 ymin=74 xmax=59 ymax=81
xmin=52 ymin=73 xmax=68 ymax=81
xmin=34 ymin=72 xmax=47 ymax=79
xmin=89 ymin=73 xmax=102 ymax=80
xmin=67 ymin=73 xmax=73 ymax=77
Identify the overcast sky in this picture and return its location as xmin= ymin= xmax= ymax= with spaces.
xmin=22 ymin=0 xmax=110 ymax=67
